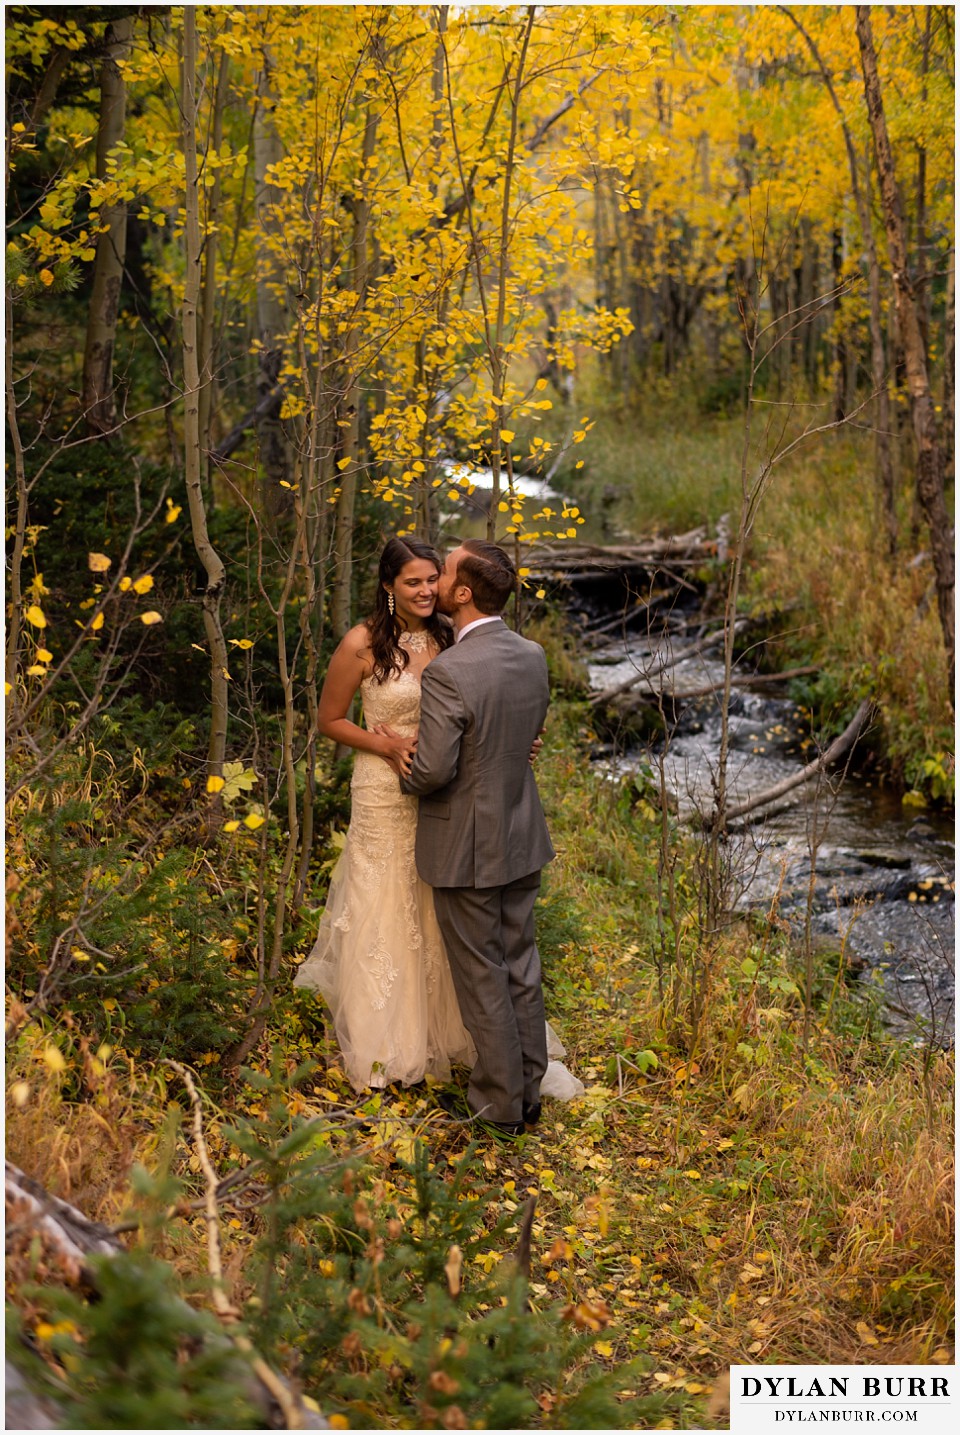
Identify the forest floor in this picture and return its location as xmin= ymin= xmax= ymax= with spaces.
xmin=6 ymin=702 xmax=954 ymax=1430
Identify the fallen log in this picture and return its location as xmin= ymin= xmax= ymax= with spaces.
xmin=613 ymin=664 xmax=820 ymax=708
xmin=526 ymin=532 xmax=716 ymax=576
xmin=582 ymin=590 xmax=682 ymax=638
xmin=5 ymin=1159 xmax=328 ymax=1430
xmin=705 ymin=699 xmax=875 ymax=829
xmin=589 ymin=621 xmax=749 ymax=706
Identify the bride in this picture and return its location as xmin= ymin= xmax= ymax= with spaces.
xmin=294 ymin=537 xmax=473 ymax=1089
xmin=295 ymin=536 xmax=583 ymax=1104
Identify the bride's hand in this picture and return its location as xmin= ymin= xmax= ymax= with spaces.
xmin=372 ymin=723 xmax=418 ymax=777
xmin=529 ymin=726 xmax=546 ymax=764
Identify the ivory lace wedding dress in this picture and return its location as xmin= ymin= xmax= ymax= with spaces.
xmin=294 ymin=630 xmax=475 ymax=1090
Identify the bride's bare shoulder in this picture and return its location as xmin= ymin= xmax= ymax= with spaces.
xmin=336 ymin=623 xmax=375 ymax=668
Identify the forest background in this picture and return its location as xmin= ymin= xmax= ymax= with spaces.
xmin=5 ymin=4 xmax=955 ymax=1430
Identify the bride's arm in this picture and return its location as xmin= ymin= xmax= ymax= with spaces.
xmin=317 ymin=626 xmax=416 ymax=766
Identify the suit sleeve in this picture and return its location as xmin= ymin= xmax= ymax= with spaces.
xmin=401 ymin=660 xmax=466 ymax=797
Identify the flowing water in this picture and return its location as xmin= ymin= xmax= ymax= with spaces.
xmin=587 ymin=634 xmax=955 ymax=1045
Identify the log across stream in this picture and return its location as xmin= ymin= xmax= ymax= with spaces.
xmin=535 ymin=540 xmax=955 ymax=1047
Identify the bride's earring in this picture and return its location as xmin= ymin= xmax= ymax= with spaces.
xmin=387 ymin=591 xmax=395 ymax=616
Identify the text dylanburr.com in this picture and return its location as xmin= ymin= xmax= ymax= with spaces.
xmin=730 ymin=1366 xmax=954 ymax=1433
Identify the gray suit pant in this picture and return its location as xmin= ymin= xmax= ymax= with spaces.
xmin=433 ymin=871 xmax=548 ymax=1125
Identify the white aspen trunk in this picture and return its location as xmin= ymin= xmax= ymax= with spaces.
xmin=332 ymin=96 xmax=378 ymax=638
xmin=81 ymin=15 xmax=133 ymax=434
xmin=856 ymin=6 xmax=954 ymax=694
xmin=253 ymin=47 xmax=291 ymax=519
xmin=182 ymin=7 xmax=230 ymax=781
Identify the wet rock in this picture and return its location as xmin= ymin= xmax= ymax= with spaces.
xmin=855 ymin=850 xmax=912 ymax=869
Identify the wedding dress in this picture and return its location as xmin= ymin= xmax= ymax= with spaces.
xmin=294 ymin=628 xmax=585 ymax=1103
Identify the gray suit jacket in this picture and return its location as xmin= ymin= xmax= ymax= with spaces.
xmin=402 ymin=620 xmax=555 ymax=888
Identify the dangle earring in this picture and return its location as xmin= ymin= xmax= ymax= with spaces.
xmin=387 ymin=591 xmax=395 ymax=616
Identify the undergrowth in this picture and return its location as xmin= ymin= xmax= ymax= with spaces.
xmin=6 ymin=703 xmax=954 ymax=1428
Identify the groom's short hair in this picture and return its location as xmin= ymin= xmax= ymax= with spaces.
xmin=455 ymin=540 xmax=516 ymax=614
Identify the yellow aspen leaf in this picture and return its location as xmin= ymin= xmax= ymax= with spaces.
xmin=223 ymin=820 xmax=240 ymax=833
xmin=165 ymin=501 xmax=181 ymax=523
xmin=336 ymin=457 xmax=352 ymax=471
xmin=39 ymin=268 xmax=54 ymax=286
xmin=536 ymin=589 xmax=546 ymax=600
xmin=36 ymin=648 xmax=53 ymax=662
xmin=26 ymin=664 xmax=48 ymax=676
xmin=119 ymin=576 xmax=132 ymax=591
xmin=499 ymin=429 xmax=515 ymax=443
xmin=5 ymin=682 xmax=12 ymax=695
xmin=414 ymin=405 xmax=427 ymax=423
xmin=595 ymin=1342 xmax=614 ymax=1358
xmin=229 ymin=638 xmax=254 ymax=650
xmin=498 ymin=501 xmax=509 ymax=512
xmin=207 ymin=775 xmax=225 ymax=794
xmin=243 ymin=812 xmax=265 ymax=830
xmin=25 ymin=604 xmax=47 ymax=628
xmin=411 ymin=460 xmax=425 ymax=473
xmin=132 ymin=574 xmax=154 ymax=594
xmin=139 ymin=611 xmax=163 ymax=625
xmin=88 ymin=552 xmax=112 ymax=572
xmin=103 ymin=998 xmax=117 ymax=1012
xmin=89 ymin=611 xmax=104 ymax=631
xmin=42 ymin=1045 xmax=66 ymax=1072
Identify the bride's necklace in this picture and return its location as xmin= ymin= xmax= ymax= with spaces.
xmin=399 ymin=628 xmax=431 ymax=652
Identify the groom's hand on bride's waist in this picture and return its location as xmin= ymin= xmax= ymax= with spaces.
xmin=371 ymin=723 xmax=417 ymax=778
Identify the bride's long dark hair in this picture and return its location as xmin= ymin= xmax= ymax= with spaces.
xmin=368 ymin=537 xmax=453 ymax=682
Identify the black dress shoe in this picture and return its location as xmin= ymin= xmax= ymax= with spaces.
xmin=522 ymin=1102 xmax=542 ymax=1129
xmin=436 ymin=1090 xmax=524 ymax=1140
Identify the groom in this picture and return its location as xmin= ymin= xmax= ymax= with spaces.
xmin=401 ymin=539 xmax=554 ymax=1137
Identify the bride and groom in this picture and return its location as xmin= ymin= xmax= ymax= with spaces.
xmin=294 ymin=536 xmax=580 ymax=1138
